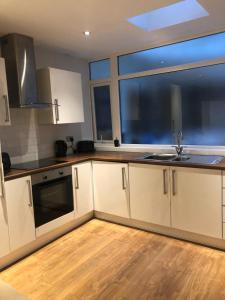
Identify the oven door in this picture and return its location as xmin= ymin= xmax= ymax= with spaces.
xmin=32 ymin=175 xmax=74 ymax=230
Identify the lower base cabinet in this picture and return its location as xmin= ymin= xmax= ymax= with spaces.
xmin=93 ymin=161 xmax=130 ymax=218
xmin=0 ymin=195 xmax=10 ymax=258
xmin=129 ymin=164 xmax=171 ymax=227
xmin=171 ymin=167 xmax=222 ymax=239
xmin=0 ymin=160 xmax=223 ymax=262
xmin=72 ymin=162 xmax=93 ymax=217
xmin=5 ymin=176 xmax=36 ymax=251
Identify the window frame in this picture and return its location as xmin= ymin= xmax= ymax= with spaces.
xmin=90 ymin=81 xmax=114 ymax=143
xmin=90 ymin=32 xmax=225 ymax=152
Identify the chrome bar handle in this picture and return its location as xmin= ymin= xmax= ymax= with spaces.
xmin=54 ymin=99 xmax=59 ymax=122
xmin=75 ymin=168 xmax=79 ymax=189
xmin=163 ymin=169 xmax=167 ymax=195
xmin=122 ymin=167 xmax=126 ymax=190
xmin=172 ymin=170 xmax=176 ymax=196
xmin=3 ymin=95 xmax=10 ymax=122
xmin=0 ymin=165 xmax=5 ymax=199
xmin=0 ymin=180 xmax=5 ymax=199
xmin=27 ymin=180 xmax=33 ymax=207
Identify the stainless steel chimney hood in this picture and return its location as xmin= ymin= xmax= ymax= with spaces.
xmin=1 ymin=33 xmax=50 ymax=108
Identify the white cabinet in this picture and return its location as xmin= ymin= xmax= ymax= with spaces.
xmin=129 ymin=164 xmax=171 ymax=227
xmin=171 ymin=167 xmax=222 ymax=238
xmin=0 ymin=158 xmax=10 ymax=258
xmin=93 ymin=161 xmax=130 ymax=218
xmin=72 ymin=162 xmax=93 ymax=218
xmin=37 ymin=67 xmax=84 ymax=124
xmin=5 ymin=176 xmax=36 ymax=251
xmin=0 ymin=57 xmax=10 ymax=126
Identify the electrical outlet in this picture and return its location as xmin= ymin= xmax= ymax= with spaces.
xmin=66 ymin=136 xmax=74 ymax=143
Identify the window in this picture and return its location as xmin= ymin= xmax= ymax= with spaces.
xmin=92 ymin=85 xmax=113 ymax=141
xmin=118 ymin=32 xmax=225 ymax=75
xmin=89 ymin=59 xmax=111 ymax=80
xmin=119 ymin=63 xmax=225 ymax=146
xmin=90 ymin=32 xmax=225 ymax=147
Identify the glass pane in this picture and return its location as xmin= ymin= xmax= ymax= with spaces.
xmin=93 ymin=85 xmax=113 ymax=140
xmin=119 ymin=63 xmax=225 ymax=145
xmin=90 ymin=59 xmax=111 ymax=80
xmin=118 ymin=32 xmax=225 ymax=75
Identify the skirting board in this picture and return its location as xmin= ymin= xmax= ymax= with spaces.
xmin=94 ymin=211 xmax=225 ymax=251
xmin=0 ymin=212 xmax=93 ymax=270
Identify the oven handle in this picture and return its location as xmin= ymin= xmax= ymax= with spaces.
xmin=27 ymin=179 xmax=33 ymax=207
xmin=74 ymin=168 xmax=79 ymax=189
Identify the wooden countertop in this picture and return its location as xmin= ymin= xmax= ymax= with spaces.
xmin=4 ymin=151 xmax=225 ymax=181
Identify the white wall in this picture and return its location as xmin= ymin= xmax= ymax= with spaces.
xmin=0 ymin=46 xmax=93 ymax=164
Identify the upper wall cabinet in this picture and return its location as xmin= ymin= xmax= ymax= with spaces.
xmin=0 ymin=58 xmax=11 ymax=126
xmin=37 ymin=67 xmax=84 ymax=124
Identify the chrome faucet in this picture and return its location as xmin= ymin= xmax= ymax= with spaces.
xmin=174 ymin=130 xmax=183 ymax=157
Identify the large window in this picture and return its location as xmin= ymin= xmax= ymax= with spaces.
xmin=118 ymin=32 xmax=225 ymax=75
xmin=90 ymin=32 xmax=225 ymax=146
xmin=119 ymin=63 xmax=225 ymax=145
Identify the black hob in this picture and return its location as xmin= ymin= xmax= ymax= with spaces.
xmin=12 ymin=158 xmax=67 ymax=170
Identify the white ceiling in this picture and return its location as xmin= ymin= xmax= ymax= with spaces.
xmin=0 ymin=0 xmax=224 ymax=60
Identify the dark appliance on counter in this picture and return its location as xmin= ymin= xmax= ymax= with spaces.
xmin=76 ymin=140 xmax=95 ymax=153
xmin=1 ymin=152 xmax=11 ymax=174
xmin=55 ymin=140 xmax=68 ymax=157
xmin=32 ymin=166 xmax=74 ymax=228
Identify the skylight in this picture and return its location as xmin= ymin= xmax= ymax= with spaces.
xmin=127 ymin=0 xmax=209 ymax=32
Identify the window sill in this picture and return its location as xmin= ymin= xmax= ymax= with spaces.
xmin=95 ymin=143 xmax=225 ymax=156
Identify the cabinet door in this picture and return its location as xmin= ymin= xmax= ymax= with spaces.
xmin=93 ymin=162 xmax=130 ymax=218
xmin=5 ymin=176 xmax=36 ymax=251
xmin=0 ymin=159 xmax=10 ymax=257
xmin=72 ymin=162 xmax=93 ymax=217
xmin=0 ymin=58 xmax=10 ymax=126
xmin=129 ymin=164 xmax=170 ymax=227
xmin=49 ymin=68 xmax=84 ymax=124
xmin=171 ymin=167 xmax=222 ymax=238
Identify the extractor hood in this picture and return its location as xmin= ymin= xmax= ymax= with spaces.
xmin=1 ymin=33 xmax=50 ymax=108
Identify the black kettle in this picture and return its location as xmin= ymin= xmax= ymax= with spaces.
xmin=55 ymin=140 xmax=67 ymax=157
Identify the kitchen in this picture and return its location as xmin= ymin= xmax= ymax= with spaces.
xmin=1 ymin=0 xmax=225 ymax=299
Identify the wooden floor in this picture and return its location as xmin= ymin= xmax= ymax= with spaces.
xmin=1 ymin=219 xmax=225 ymax=300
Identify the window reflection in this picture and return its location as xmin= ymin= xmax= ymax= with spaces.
xmin=119 ymin=63 xmax=225 ymax=145
xmin=90 ymin=59 xmax=111 ymax=80
xmin=93 ymin=85 xmax=113 ymax=140
xmin=118 ymin=32 xmax=225 ymax=75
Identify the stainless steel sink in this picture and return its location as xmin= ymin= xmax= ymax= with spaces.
xmin=143 ymin=153 xmax=177 ymax=161
xmin=138 ymin=153 xmax=224 ymax=165
xmin=173 ymin=156 xmax=190 ymax=162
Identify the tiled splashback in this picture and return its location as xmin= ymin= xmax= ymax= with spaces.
xmin=0 ymin=109 xmax=82 ymax=164
xmin=0 ymin=109 xmax=39 ymax=163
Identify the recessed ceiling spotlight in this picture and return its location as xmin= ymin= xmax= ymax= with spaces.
xmin=84 ymin=31 xmax=91 ymax=37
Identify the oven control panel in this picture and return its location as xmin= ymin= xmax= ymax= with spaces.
xmin=31 ymin=166 xmax=72 ymax=185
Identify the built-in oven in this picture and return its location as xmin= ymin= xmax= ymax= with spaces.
xmin=32 ymin=166 xmax=74 ymax=236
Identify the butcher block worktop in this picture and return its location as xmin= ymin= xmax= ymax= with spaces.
xmin=5 ymin=151 xmax=225 ymax=181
